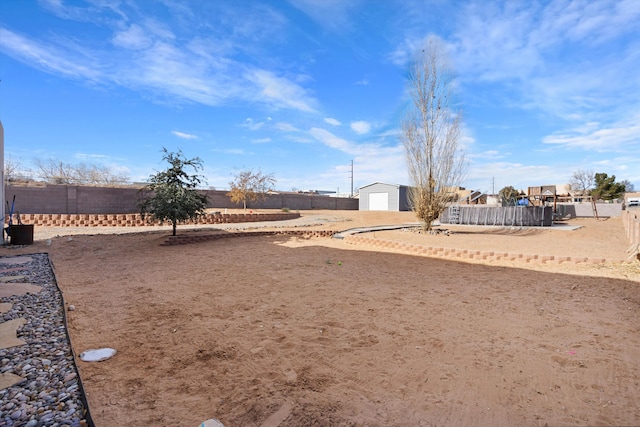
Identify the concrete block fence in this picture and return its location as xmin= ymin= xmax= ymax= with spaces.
xmin=343 ymin=234 xmax=622 ymax=265
xmin=5 ymin=184 xmax=358 ymax=214
xmin=7 ymin=212 xmax=300 ymax=227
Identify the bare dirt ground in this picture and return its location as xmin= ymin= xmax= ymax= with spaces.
xmin=3 ymin=210 xmax=640 ymax=426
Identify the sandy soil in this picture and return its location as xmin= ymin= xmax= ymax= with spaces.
xmin=2 ymin=210 xmax=640 ymax=426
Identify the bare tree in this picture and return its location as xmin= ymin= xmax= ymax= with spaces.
xmin=33 ymin=158 xmax=129 ymax=185
xmin=227 ymin=169 xmax=276 ymax=209
xmin=34 ymin=158 xmax=75 ymax=184
xmin=4 ymin=156 xmax=32 ymax=182
xmin=401 ymin=38 xmax=466 ymax=231
xmin=620 ymin=179 xmax=634 ymax=192
xmin=569 ymin=170 xmax=594 ymax=197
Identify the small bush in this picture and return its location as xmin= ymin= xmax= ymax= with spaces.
xmin=281 ymin=207 xmax=290 ymax=212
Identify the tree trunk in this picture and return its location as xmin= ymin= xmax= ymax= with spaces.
xmin=172 ymin=221 xmax=177 ymax=236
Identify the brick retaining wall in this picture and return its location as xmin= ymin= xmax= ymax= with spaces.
xmin=343 ymin=234 xmax=621 ymax=265
xmin=162 ymin=229 xmax=337 ymax=246
xmin=7 ymin=212 xmax=300 ymax=227
xmin=162 ymin=230 xmax=625 ymax=264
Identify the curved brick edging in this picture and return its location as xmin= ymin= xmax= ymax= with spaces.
xmin=162 ymin=229 xmax=338 ymax=245
xmin=11 ymin=212 xmax=300 ymax=227
xmin=161 ymin=229 xmax=625 ymax=264
xmin=343 ymin=235 xmax=621 ymax=265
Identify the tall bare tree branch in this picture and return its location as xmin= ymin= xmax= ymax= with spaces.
xmin=401 ymin=37 xmax=466 ymax=230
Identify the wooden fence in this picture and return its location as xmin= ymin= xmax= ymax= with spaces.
xmin=622 ymin=209 xmax=640 ymax=259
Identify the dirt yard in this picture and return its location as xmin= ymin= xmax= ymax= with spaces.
xmin=3 ymin=210 xmax=640 ymax=426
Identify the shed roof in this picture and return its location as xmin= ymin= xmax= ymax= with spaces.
xmin=359 ymin=182 xmax=409 ymax=190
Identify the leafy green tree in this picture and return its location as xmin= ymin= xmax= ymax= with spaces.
xmin=591 ymin=173 xmax=626 ymax=201
xmin=227 ymin=169 xmax=276 ymax=209
xmin=139 ymin=148 xmax=208 ymax=236
xmin=498 ymin=186 xmax=519 ymax=205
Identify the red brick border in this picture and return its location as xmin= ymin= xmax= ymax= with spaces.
xmin=343 ymin=235 xmax=623 ymax=265
xmin=9 ymin=212 xmax=300 ymax=227
xmin=161 ymin=230 xmax=338 ymax=246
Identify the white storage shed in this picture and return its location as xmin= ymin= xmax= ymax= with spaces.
xmin=359 ymin=182 xmax=411 ymax=211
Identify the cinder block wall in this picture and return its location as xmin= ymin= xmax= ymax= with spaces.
xmin=556 ymin=202 xmax=622 ymax=218
xmin=5 ymin=184 xmax=358 ymax=214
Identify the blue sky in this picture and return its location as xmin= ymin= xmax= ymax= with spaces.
xmin=0 ymin=0 xmax=638 ymax=195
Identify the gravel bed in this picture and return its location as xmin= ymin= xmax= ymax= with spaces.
xmin=0 ymin=253 xmax=91 ymax=427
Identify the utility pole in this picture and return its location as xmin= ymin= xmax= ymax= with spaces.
xmin=350 ymin=159 xmax=354 ymax=198
xmin=492 ymin=177 xmax=495 ymax=195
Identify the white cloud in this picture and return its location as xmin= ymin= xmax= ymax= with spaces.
xmin=242 ymin=118 xmax=265 ymax=131
xmin=324 ymin=117 xmax=341 ymax=126
xmin=287 ymin=0 xmax=361 ymax=33
xmin=172 ymin=131 xmax=198 ymax=140
xmin=350 ymin=121 xmax=372 ymax=135
xmin=467 ymin=162 xmax=560 ymax=193
xmin=309 ymin=128 xmax=351 ymax=151
xmin=275 ymin=122 xmax=299 ymax=132
xmin=213 ymin=148 xmax=250 ymax=155
xmin=0 ymin=28 xmax=103 ymax=81
xmin=246 ymin=69 xmax=317 ymax=113
xmin=309 ymin=127 xmax=402 ymax=160
xmin=112 ymin=24 xmax=152 ymax=50
xmin=308 ymin=127 xmax=407 ymax=188
xmin=470 ymin=150 xmax=509 ymax=160
xmin=446 ymin=1 xmax=640 ymax=119
xmin=543 ymin=116 xmax=640 ymax=152
xmin=1 ymin=2 xmax=319 ymax=113
xmin=252 ymin=138 xmax=272 ymax=144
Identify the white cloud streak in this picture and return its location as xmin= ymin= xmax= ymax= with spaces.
xmin=172 ymin=131 xmax=198 ymax=140
xmin=287 ymin=0 xmax=362 ymax=33
xmin=543 ymin=116 xmax=640 ymax=152
xmin=309 ymin=127 xmax=407 ymax=186
xmin=350 ymin=121 xmax=371 ymax=135
xmin=0 ymin=2 xmax=318 ymax=113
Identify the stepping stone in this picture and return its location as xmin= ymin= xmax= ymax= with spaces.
xmin=0 ymin=275 xmax=27 ymax=283
xmin=0 ymin=303 xmax=11 ymax=314
xmin=200 ymin=419 xmax=225 ymax=427
xmin=0 ymin=318 xmax=27 ymax=349
xmin=0 ymin=283 xmax=42 ymax=298
xmin=0 ymin=267 xmax=27 ymax=274
xmin=0 ymin=372 xmax=25 ymax=390
xmin=0 ymin=256 xmax=33 ymax=265
xmin=79 ymin=348 xmax=117 ymax=362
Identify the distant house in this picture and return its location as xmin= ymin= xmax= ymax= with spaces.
xmin=625 ymin=192 xmax=640 ymax=207
xmin=358 ymin=182 xmax=411 ymax=211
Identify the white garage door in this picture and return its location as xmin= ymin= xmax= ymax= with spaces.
xmin=368 ymin=192 xmax=389 ymax=210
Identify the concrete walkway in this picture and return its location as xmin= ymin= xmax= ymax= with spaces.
xmin=332 ymin=221 xmax=581 ymax=239
xmin=332 ymin=223 xmax=421 ymax=239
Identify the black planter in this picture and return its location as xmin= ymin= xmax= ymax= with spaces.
xmin=10 ymin=224 xmax=34 ymax=245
